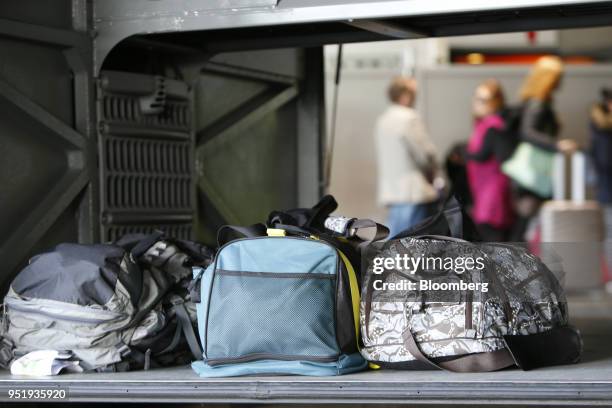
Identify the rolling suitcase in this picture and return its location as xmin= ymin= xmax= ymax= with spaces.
xmin=540 ymin=151 xmax=603 ymax=291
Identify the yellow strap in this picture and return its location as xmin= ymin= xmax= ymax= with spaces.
xmin=266 ymin=228 xmax=286 ymax=237
xmin=304 ymin=236 xmax=361 ymax=352
xmin=369 ymin=362 xmax=381 ymax=370
xmin=337 ymin=250 xmax=360 ymax=350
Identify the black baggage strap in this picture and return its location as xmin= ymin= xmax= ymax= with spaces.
xmin=402 ymin=327 xmax=515 ymax=372
xmin=264 ymin=194 xmax=390 ymax=247
xmin=349 ymin=219 xmax=390 ymax=246
xmin=171 ymin=300 xmax=203 ymax=361
xmin=392 ymin=195 xmax=469 ymax=240
xmin=268 ymin=195 xmax=338 ymax=231
xmin=401 ymin=324 xmax=581 ymax=372
xmin=306 ymin=194 xmax=338 ymax=228
xmin=217 ymin=224 xmax=267 ymax=247
xmin=0 ymin=337 xmax=14 ymax=369
xmin=114 ymin=301 xmax=202 ymax=371
xmin=116 ymin=231 xmax=213 ymax=268
xmin=158 ymin=320 xmax=184 ymax=356
xmin=126 ymin=231 xmax=165 ymax=257
xmin=116 ymin=343 xmax=158 ymax=371
xmin=267 ymin=221 xmax=389 ymax=259
xmin=216 ymin=221 xmax=387 ymax=247
xmin=444 ymin=203 xmax=463 ymax=239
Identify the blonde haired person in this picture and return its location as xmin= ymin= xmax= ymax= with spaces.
xmin=374 ymin=76 xmax=441 ymax=237
xmin=506 ymin=56 xmax=578 ymax=240
xmin=519 ymin=55 xmax=576 ymax=154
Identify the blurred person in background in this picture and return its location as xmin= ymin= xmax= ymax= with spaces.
xmin=589 ymin=87 xmax=612 ymax=285
xmin=519 ymin=56 xmax=562 ymax=148
xmin=374 ymin=76 xmax=442 ymax=237
xmin=445 ymin=142 xmax=472 ymax=208
xmin=464 ymin=79 xmax=514 ymax=241
xmin=505 ymin=55 xmax=577 ymax=241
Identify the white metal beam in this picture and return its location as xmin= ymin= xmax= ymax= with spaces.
xmin=93 ymin=0 xmax=612 ymax=73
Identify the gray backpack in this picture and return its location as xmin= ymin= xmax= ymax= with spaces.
xmin=2 ymin=233 xmax=211 ymax=371
xmin=361 ymin=236 xmax=582 ymax=372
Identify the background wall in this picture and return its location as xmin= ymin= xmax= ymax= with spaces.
xmin=0 ymin=0 xmax=98 ymax=290
xmin=324 ymin=38 xmax=445 ymax=222
xmin=325 ymin=36 xmax=612 ymax=223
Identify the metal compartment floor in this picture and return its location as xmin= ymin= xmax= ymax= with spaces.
xmin=1 ymin=297 xmax=611 ymax=405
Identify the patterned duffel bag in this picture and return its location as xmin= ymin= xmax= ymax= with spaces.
xmin=360 ymin=236 xmax=582 ymax=372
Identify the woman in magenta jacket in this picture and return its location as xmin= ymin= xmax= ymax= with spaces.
xmin=465 ymin=79 xmax=515 ymax=241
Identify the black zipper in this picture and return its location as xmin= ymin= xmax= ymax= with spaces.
xmin=215 ymin=270 xmax=336 ymax=279
xmin=205 ymin=352 xmax=339 ymax=367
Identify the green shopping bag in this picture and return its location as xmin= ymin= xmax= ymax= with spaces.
xmin=502 ymin=142 xmax=554 ymax=197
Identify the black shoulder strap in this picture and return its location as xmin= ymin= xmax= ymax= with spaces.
xmin=0 ymin=338 xmax=14 ymax=369
xmin=217 ymin=224 xmax=267 ymax=247
xmin=350 ymin=219 xmax=390 ymax=246
xmin=170 ymin=239 xmax=214 ymax=266
xmin=306 ymin=195 xmax=338 ymax=228
xmin=400 ymin=324 xmax=581 ymax=372
xmin=402 ymin=327 xmax=515 ymax=372
xmin=114 ymin=230 xmax=165 ymax=258
xmin=268 ymin=195 xmax=338 ymax=231
xmin=443 ymin=197 xmax=464 ymax=239
xmin=115 ymin=231 xmax=213 ymax=266
xmin=391 ymin=195 xmax=478 ymax=241
xmin=171 ymin=300 xmax=203 ymax=360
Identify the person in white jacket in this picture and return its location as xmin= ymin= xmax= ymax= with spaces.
xmin=374 ymin=76 xmax=441 ymax=237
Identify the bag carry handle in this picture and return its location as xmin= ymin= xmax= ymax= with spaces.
xmin=114 ymin=230 xmax=165 ymax=258
xmin=350 ymin=219 xmax=390 ymax=242
xmin=115 ymin=230 xmax=213 ymax=266
xmin=216 ymin=224 xmax=267 ymax=247
xmin=391 ymin=195 xmax=465 ymax=240
xmin=272 ymin=216 xmax=390 ymax=245
xmin=308 ymin=195 xmax=338 ymax=228
xmin=267 ymin=195 xmax=339 ymax=231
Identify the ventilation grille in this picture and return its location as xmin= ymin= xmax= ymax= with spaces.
xmin=104 ymin=137 xmax=191 ymax=211
xmin=105 ymin=174 xmax=192 ymax=211
xmin=106 ymin=224 xmax=193 ymax=243
xmin=102 ymin=95 xmax=190 ymax=129
xmin=98 ymin=71 xmax=194 ymax=242
xmin=104 ymin=137 xmax=191 ymax=174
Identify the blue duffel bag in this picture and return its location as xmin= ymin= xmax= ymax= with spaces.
xmin=190 ymin=226 xmax=366 ymax=377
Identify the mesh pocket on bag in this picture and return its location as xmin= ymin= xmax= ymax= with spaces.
xmin=206 ymin=270 xmax=339 ymax=364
